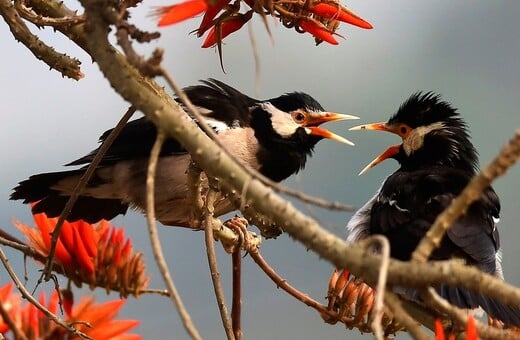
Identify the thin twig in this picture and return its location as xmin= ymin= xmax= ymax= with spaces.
xmin=231 ymin=250 xmax=243 ymax=340
xmin=412 ymin=130 xmax=520 ymax=262
xmin=15 ymin=2 xmax=85 ymax=26
xmin=187 ymin=162 xmax=204 ymax=227
xmin=0 ymin=0 xmax=83 ymax=79
xmin=247 ymin=22 xmax=261 ymax=98
xmin=42 ymin=106 xmax=136 ymax=282
xmin=250 ymin=250 xmax=346 ymax=320
xmin=360 ymin=236 xmax=390 ymax=340
xmin=0 ymin=246 xmax=91 ymax=339
xmin=383 ymin=291 xmax=430 ymax=340
xmin=204 ymin=187 xmax=235 ymax=340
xmin=146 ymin=129 xmax=201 ymax=340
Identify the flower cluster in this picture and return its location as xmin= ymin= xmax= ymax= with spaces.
xmin=323 ymin=269 xmax=403 ymax=334
xmin=325 ymin=269 xmax=482 ymax=339
xmin=435 ymin=316 xmax=477 ymax=340
xmin=0 ymin=283 xmax=140 ymax=340
xmin=154 ymin=0 xmax=372 ymax=47
xmin=14 ymin=212 xmax=149 ymax=297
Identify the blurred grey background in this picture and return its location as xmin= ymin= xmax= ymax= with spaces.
xmin=1 ymin=1 xmax=519 ymax=339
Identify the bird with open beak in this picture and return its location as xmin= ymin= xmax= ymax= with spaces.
xmin=11 ymin=79 xmax=357 ymax=233
xmin=346 ymin=92 xmax=520 ymax=326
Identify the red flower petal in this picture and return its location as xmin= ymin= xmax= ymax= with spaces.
xmin=59 ymin=220 xmax=75 ymax=255
xmin=466 ymin=314 xmax=478 ymax=340
xmin=201 ymin=16 xmax=248 ymax=48
xmin=73 ymin=226 xmax=95 ymax=275
xmin=309 ymin=3 xmax=373 ymax=29
xmin=197 ymin=0 xmax=231 ymax=36
xmin=157 ymin=0 xmax=209 ymax=27
xmin=435 ymin=318 xmax=446 ymax=340
xmin=299 ymin=19 xmax=338 ymax=45
xmin=77 ymin=220 xmax=98 ymax=258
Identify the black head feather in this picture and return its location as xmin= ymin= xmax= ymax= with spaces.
xmin=391 ymin=92 xmax=479 ymax=173
xmin=266 ymin=92 xmax=325 ymax=113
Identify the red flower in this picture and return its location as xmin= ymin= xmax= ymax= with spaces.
xmin=15 ymin=211 xmax=149 ymax=297
xmin=154 ymin=0 xmax=372 ymax=50
xmin=0 ymin=284 xmax=141 ymax=339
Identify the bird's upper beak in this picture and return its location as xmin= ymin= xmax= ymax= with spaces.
xmin=349 ymin=121 xmax=402 ymax=175
xmin=305 ymin=112 xmax=359 ymax=146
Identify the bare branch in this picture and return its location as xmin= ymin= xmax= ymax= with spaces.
xmin=0 ymin=0 xmax=83 ymax=79
xmin=383 ymin=292 xmax=430 ymax=340
xmin=231 ymin=250 xmax=243 ymax=340
xmin=145 ymin=129 xmax=201 ymax=340
xmin=360 ymin=236 xmax=390 ymax=340
xmin=204 ymin=187 xmax=235 ymax=340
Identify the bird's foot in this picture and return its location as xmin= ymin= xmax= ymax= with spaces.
xmin=221 ymin=216 xmax=260 ymax=253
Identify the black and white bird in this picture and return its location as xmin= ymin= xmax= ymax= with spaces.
xmin=346 ymin=92 xmax=520 ymax=326
xmin=11 ymin=79 xmax=357 ymax=229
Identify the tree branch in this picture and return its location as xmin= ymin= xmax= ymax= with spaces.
xmin=0 ymin=0 xmax=83 ymax=79
xmin=204 ymin=188 xmax=235 ymax=340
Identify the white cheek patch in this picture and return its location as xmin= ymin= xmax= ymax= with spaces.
xmin=403 ymin=121 xmax=445 ymax=155
xmin=260 ymin=102 xmax=299 ymax=137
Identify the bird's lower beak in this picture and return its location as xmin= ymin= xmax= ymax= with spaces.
xmin=358 ymin=144 xmax=400 ymax=175
xmin=305 ymin=112 xmax=359 ymax=146
xmin=305 ymin=127 xmax=355 ymax=146
xmin=349 ymin=121 xmax=402 ymax=175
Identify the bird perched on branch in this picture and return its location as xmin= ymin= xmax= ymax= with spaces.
xmin=346 ymin=92 xmax=520 ymax=326
xmin=11 ymin=79 xmax=357 ymax=231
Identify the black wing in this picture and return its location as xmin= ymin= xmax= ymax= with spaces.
xmin=370 ymin=167 xmax=519 ymax=325
xmin=182 ymin=78 xmax=257 ymax=128
xmin=68 ymin=79 xmax=258 ymax=166
xmin=370 ymin=166 xmax=500 ymax=271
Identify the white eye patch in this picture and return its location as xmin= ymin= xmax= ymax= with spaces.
xmin=403 ymin=121 xmax=445 ymax=155
xmin=260 ymin=102 xmax=300 ymax=137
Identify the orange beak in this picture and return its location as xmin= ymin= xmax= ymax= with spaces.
xmin=349 ymin=122 xmax=402 ymax=175
xmin=305 ymin=112 xmax=359 ymax=146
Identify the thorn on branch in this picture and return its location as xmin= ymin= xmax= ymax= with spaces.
xmin=0 ymin=0 xmax=84 ymax=79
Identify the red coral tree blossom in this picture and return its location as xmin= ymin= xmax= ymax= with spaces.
xmin=0 ymin=283 xmax=140 ymax=340
xmin=14 ymin=211 xmax=149 ymax=297
xmin=153 ymin=0 xmax=372 ymax=49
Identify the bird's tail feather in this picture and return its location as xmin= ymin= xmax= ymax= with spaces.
xmin=11 ymin=170 xmax=128 ymax=223
xmin=438 ymin=285 xmax=520 ymax=327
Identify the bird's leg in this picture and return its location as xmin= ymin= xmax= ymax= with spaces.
xmin=187 ymin=162 xmax=205 ymax=228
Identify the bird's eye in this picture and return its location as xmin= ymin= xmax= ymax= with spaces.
xmin=398 ymin=124 xmax=411 ymax=137
xmin=292 ymin=111 xmax=307 ymax=124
